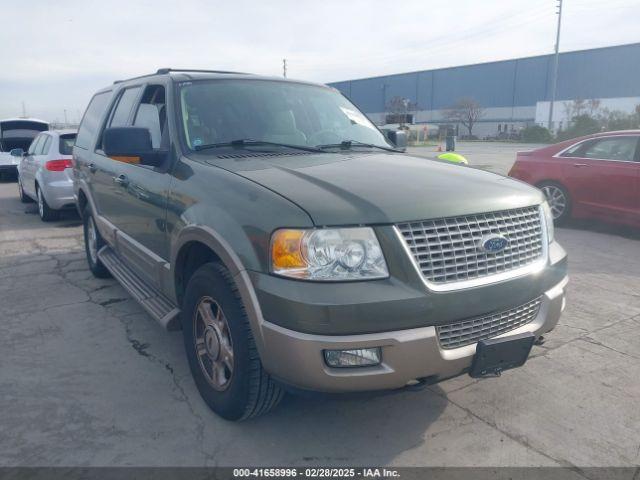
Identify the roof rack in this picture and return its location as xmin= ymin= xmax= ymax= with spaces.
xmin=155 ymin=68 xmax=248 ymax=75
xmin=113 ymin=68 xmax=248 ymax=84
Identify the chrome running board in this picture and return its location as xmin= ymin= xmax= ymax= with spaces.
xmin=98 ymin=246 xmax=180 ymax=330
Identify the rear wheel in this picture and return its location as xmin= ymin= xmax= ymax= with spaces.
xmin=83 ymin=207 xmax=111 ymax=278
xmin=539 ymin=181 xmax=571 ymax=225
xmin=36 ymin=186 xmax=59 ymax=222
xmin=182 ymin=262 xmax=283 ymax=420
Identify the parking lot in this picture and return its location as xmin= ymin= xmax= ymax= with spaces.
xmin=407 ymin=141 xmax=547 ymax=175
xmin=1 ymin=142 xmax=639 ymax=469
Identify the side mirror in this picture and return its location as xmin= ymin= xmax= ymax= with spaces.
xmin=386 ymin=130 xmax=407 ymax=150
xmin=9 ymin=148 xmax=24 ymax=157
xmin=103 ymin=127 xmax=164 ymax=167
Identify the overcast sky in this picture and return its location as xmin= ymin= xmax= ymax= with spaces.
xmin=1 ymin=0 xmax=638 ymax=123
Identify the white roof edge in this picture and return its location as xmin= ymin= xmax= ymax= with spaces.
xmin=0 ymin=117 xmax=49 ymax=124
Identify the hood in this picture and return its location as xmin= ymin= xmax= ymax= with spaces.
xmin=204 ymin=152 xmax=544 ymax=226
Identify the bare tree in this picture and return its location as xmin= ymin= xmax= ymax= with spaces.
xmin=586 ymin=98 xmax=601 ymax=116
xmin=563 ymin=98 xmax=593 ymax=120
xmin=444 ymin=98 xmax=484 ymax=137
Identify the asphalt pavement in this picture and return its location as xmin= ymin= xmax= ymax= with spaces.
xmin=1 ymin=143 xmax=639 ymax=469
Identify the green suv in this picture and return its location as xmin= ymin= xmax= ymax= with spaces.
xmin=73 ymin=69 xmax=568 ymax=420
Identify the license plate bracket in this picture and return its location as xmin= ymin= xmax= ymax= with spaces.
xmin=469 ymin=332 xmax=535 ymax=378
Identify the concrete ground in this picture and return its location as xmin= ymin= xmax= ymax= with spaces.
xmin=1 ymin=144 xmax=639 ymax=469
xmin=407 ymin=141 xmax=547 ymax=175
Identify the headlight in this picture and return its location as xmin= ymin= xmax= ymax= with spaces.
xmin=541 ymin=202 xmax=554 ymax=243
xmin=270 ymin=227 xmax=389 ymax=281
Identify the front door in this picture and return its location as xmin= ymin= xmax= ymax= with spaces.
xmin=562 ymin=135 xmax=639 ymax=224
xmin=95 ymin=83 xmax=172 ymax=287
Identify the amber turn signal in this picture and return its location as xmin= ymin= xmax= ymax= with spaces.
xmin=271 ymin=229 xmax=307 ymax=271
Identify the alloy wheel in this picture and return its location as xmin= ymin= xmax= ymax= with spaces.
xmin=193 ymin=296 xmax=234 ymax=391
xmin=87 ymin=216 xmax=98 ymax=264
xmin=37 ymin=189 xmax=44 ymax=218
xmin=541 ymin=185 xmax=566 ymax=219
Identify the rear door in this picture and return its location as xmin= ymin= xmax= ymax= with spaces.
xmin=74 ymin=90 xmax=114 ymax=221
xmin=559 ymin=135 xmax=639 ymax=223
xmin=21 ymin=134 xmax=46 ymax=197
xmin=34 ymin=134 xmax=53 ymax=184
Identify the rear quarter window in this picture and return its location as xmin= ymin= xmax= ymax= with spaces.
xmin=76 ymin=91 xmax=112 ymax=149
xmin=59 ymin=134 xmax=76 ymax=155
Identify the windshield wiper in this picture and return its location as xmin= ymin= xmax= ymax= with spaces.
xmin=316 ymin=140 xmax=402 ymax=153
xmin=193 ymin=139 xmax=324 ymax=153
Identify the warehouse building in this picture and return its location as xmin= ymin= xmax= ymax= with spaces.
xmin=329 ymin=42 xmax=640 ymax=138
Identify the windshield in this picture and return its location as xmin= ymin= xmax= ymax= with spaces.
xmin=177 ymin=79 xmax=391 ymax=151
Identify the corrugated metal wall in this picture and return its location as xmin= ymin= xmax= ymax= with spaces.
xmin=329 ymin=43 xmax=640 ymax=115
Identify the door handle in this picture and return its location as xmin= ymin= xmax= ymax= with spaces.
xmin=88 ymin=163 xmax=97 ymax=173
xmin=573 ymin=163 xmax=590 ymax=167
xmin=113 ymin=174 xmax=129 ymax=187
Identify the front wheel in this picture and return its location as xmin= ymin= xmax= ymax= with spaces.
xmin=182 ymin=262 xmax=283 ymax=420
xmin=539 ymin=181 xmax=571 ymax=226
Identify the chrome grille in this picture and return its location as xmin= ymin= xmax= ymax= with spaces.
xmin=397 ymin=206 xmax=543 ymax=285
xmin=437 ymin=297 xmax=542 ymax=349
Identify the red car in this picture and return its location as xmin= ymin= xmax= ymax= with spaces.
xmin=509 ymin=130 xmax=640 ymax=228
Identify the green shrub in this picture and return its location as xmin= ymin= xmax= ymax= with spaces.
xmin=556 ymin=115 xmax=601 ymax=141
xmin=521 ymin=125 xmax=552 ymax=143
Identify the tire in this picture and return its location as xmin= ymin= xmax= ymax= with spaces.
xmin=182 ymin=262 xmax=283 ymax=420
xmin=83 ymin=207 xmax=111 ymax=278
xmin=18 ymin=176 xmax=33 ymax=203
xmin=36 ymin=186 xmax=59 ymax=222
xmin=538 ymin=181 xmax=571 ymax=226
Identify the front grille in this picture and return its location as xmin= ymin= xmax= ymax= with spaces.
xmin=436 ymin=297 xmax=542 ymax=349
xmin=397 ymin=206 xmax=543 ymax=285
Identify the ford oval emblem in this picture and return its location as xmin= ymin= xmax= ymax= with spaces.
xmin=479 ymin=234 xmax=509 ymax=253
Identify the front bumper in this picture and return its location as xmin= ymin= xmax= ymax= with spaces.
xmin=259 ymin=276 xmax=568 ymax=392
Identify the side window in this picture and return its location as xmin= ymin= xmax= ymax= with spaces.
xmin=76 ymin=91 xmax=112 ymax=149
xmin=39 ymin=136 xmax=52 ymax=155
xmin=28 ymin=135 xmax=43 ymax=155
xmin=560 ymin=141 xmax=590 ymax=158
xmin=581 ymin=136 xmax=638 ymax=162
xmin=132 ymin=85 xmax=166 ymax=150
xmin=109 ymin=87 xmax=142 ymax=127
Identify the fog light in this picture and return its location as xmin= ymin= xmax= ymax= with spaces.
xmin=324 ymin=348 xmax=381 ymax=368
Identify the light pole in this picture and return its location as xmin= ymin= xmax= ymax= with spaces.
xmin=282 ymin=58 xmax=287 ymax=78
xmin=547 ymin=0 xmax=563 ymax=132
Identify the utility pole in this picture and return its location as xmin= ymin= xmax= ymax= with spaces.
xmin=282 ymin=58 xmax=287 ymax=78
xmin=21 ymin=101 xmax=26 ymax=118
xmin=547 ymin=0 xmax=563 ymax=132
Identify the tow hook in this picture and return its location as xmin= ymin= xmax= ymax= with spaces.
xmin=404 ymin=376 xmax=437 ymax=391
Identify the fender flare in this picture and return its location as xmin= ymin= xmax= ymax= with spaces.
xmin=171 ymin=225 xmax=269 ymax=355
